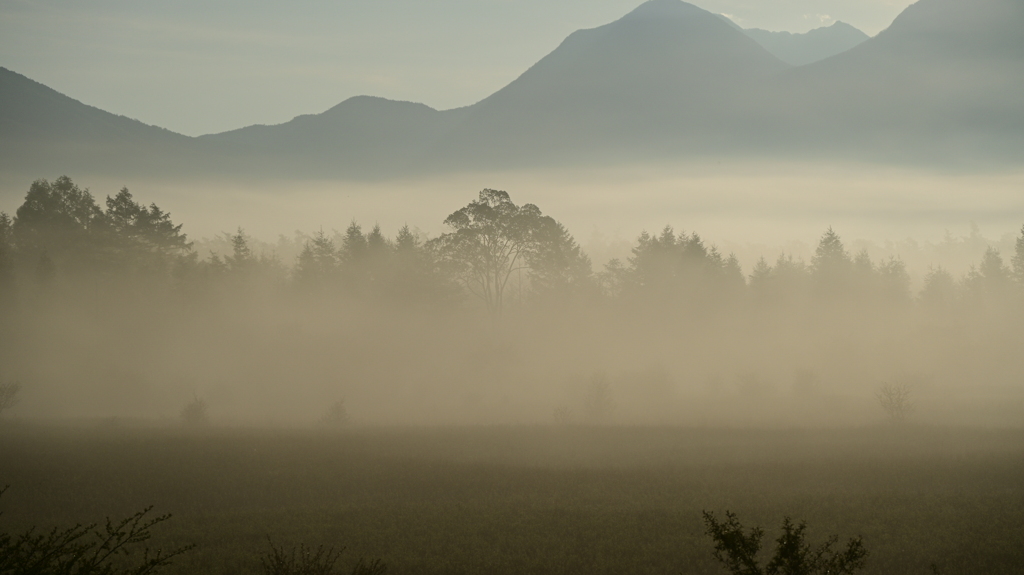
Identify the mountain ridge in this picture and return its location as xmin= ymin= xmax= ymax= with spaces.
xmin=1 ymin=0 xmax=1022 ymax=182
xmin=743 ymin=21 xmax=869 ymax=66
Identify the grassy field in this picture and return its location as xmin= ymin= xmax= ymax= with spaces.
xmin=1 ymin=424 xmax=1022 ymax=575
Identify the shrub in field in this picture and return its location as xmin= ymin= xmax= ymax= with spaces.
xmin=876 ymin=383 xmax=913 ymax=424
xmin=552 ymin=404 xmax=573 ymax=425
xmin=318 ymin=400 xmax=349 ymax=427
xmin=179 ymin=395 xmax=208 ymax=426
xmin=260 ymin=540 xmax=386 ymax=575
xmin=0 ymin=486 xmax=193 ymax=575
xmin=0 ymin=380 xmax=20 ymax=417
xmin=702 ymin=510 xmax=867 ymax=575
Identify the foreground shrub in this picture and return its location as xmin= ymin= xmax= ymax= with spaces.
xmin=317 ymin=400 xmax=349 ymax=428
xmin=0 ymin=487 xmax=193 ymax=575
xmin=260 ymin=540 xmax=386 ymax=575
xmin=179 ymin=395 xmax=208 ymax=426
xmin=703 ymin=510 xmax=867 ymax=575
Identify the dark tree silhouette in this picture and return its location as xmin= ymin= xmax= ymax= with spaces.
xmin=876 ymin=383 xmax=913 ymax=424
xmin=225 ymin=227 xmax=255 ymax=274
xmin=7 ymin=177 xmax=191 ymax=283
xmin=0 ymin=487 xmax=194 ymax=575
xmin=919 ymin=266 xmax=957 ymax=308
xmin=609 ymin=226 xmax=744 ymax=309
xmin=294 ymin=230 xmax=339 ymax=290
xmin=339 ymin=221 xmax=370 ymax=294
xmin=749 ymin=253 xmax=811 ymax=308
xmin=1013 ymin=225 xmax=1024 ymax=287
xmin=525 ymin=218 xmax=594 ymax=301
xmin=810 ymin=227 xmax=851 ymax=298
xmin=703 ymin=511 xmax=868 ymax=575
xmin=963 ymin=247 xmax=1013 ymax=305
xmin=877 ymin=257 xmax=911 ymax=305
xmin=340 ymin=221 xmax=368 ymax=266
xmin=427 ymin=189 xmax=549 ymax=316
xmin=0 ymin=213 xmax=13 ymax=301
xmin=12 ymin=176 xmax=105 ymax=273
xmin=103 ymin=187 xmax=191 ymax=270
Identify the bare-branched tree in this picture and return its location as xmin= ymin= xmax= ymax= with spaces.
xmin=876 ymin=383 xmax=914 ymax=424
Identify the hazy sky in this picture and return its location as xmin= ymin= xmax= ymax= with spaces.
xmin=0 ymin=0 xmax=914 ymax=136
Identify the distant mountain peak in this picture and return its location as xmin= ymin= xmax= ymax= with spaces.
xmin=742 ymin=20 xmax=869 ymax=66
xmin=828 ymin=21 xmax=860 ymax=32
xmin=622 ymin=0 xmax=707 ymax=20
xmin=321 ymin=95 xmax=437 ymax=117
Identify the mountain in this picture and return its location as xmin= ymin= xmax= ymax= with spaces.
xmin=432 ymin=0 xmax=790 ymax=165
xmin=0 ymin=66 xmax=192 ymax=179
xmin=196 ymin=96 xmax=469 ymax=178
xmin=2 ymin=0 xmax=1023 ymax=181
xmin=743 ymin=22 xmax=869 ymax=66
xmin=775 ymin=0 xmax=1024 ymax=162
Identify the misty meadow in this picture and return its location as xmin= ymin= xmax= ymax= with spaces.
xmin=2 ymin=175 xmax=1022 ymax=428
xmin=2 ymin=0 xmax=1024 ymax=574
xmin=1 ymin=174 xmax=1023 ymax=574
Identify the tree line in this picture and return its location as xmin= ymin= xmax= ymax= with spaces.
xmin=2 ymin=176 xmax=1023 ymax=316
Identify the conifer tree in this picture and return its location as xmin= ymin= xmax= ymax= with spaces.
xmin=1011 ymin=224 xmax=1024 ymax=287
xmin=811 ymin=227 xmax=851 ymax=298
xmin=294 ymin=229 xmax=339 ymax=289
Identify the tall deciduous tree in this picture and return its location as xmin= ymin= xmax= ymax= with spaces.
xmin=427 ymin=189 xmax=549 ymax=316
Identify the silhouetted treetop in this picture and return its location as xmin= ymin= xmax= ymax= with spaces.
xmin=428 ymin=189 xmax=586 ymax=315
xmin=607 ymin=225 xmax=744 ymax=309
xmin=294 ymin=230 xmax=339 ymax=290
xmin=9 ymin=176 xmax=190 ymax=278
xmin=1013 ymin=225 xmax=1024 ymax=287
xmin=13 ymin=176 xmax=104 ymax=264
xmin=811 ymin=227 xmax=852 ymax=297
xmin=3 ymin=176 xmax=1022 ymax=317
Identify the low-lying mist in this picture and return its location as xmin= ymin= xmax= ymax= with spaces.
xmin=1 ymin=163 xmax=1022 ymax=429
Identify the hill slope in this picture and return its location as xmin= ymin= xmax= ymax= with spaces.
xmin=0 ymin=66 xmax=191 ymax=179
xmin=196 ymin=96 xmax=469 ymax=177
xmin=776 ymin=0 xmax=1024 ymax=163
